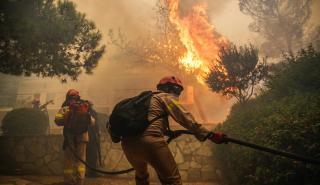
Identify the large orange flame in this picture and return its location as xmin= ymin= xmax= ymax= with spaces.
xmin=167 ymin=0 xmax=229 ymax=83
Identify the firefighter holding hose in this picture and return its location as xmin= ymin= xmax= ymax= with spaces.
xmin=120 ymin=76 xmax=226 ymax=185
xmin=55 ymin=89 xmax=96 ymax=185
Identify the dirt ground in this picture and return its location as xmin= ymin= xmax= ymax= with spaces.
xmin=0 ymin=175 xmax=221 ymax=185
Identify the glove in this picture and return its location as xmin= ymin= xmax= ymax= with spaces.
xmin=208 ymin=132 xmax=227 ymax=144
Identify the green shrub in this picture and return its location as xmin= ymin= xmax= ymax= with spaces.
xmin=215 ymin=93 xmax=320 ymax=185
xmin=1 ymin=108 xmax=49 ymax=135
xmin=265 ymin=46 xmax=320 ymax=98
xmin=214 ymin=47 xmax=320 ymax=185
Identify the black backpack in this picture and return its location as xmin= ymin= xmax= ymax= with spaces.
xmin=109 ymin=91 xmax=164 ymax=137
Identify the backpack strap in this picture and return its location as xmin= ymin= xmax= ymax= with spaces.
xmin=148 ymin=91 xmax=168 ymax=124
xmin=152 ymin=91 xmax=183 ymax=137
xmin=150 ymin=91 xmax=174 ymax=134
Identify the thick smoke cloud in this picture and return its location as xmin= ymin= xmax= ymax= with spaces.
xmin=2 ymin=0 xmax=319 ymax=127
xmin=70 ymin=0 xmax=235 ymax=123
xmin=178 ymin=0 xmax=229 ymax=18
xmin=68 ymin=0 xmax=320 ymax=123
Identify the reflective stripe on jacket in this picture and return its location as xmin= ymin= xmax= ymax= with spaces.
xmin=56 ymin=106 xmax=96 ymax=142
xmin=144 ymin=92 xmax=210 ymax=141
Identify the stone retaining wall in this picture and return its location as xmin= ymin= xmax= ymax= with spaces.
xmin=0 ymin=133 xmax=221 ymax=181
xmin=0 ymin=135 xmax=63 ymax=175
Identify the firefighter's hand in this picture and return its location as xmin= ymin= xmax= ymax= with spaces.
xmin=208 ymin=132 xmax=227 ymax=144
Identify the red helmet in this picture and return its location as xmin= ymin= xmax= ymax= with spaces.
xmin=66 ymin=89 xmax=79 ymax=99
xmin=157 ymin=76 xmax=184 ymax=90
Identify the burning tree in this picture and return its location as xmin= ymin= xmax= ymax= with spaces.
xmin=107 ymin=0 xmax=237 ymax=122
xmin=108 ymin=0 xmax=229 ymax=84
xmin=206 ymin=44 xmax=268 ymax=103
xmin=0 ymin=0 xmax=105 ymax=82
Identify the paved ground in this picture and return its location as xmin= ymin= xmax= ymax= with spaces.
xmin=0 ymin=175 xmax=220 ymax=185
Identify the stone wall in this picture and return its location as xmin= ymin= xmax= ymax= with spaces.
xmin=0 ymin=133 xmax=221 ymax=181
xmin=0 ymin=135 xmax=63 ymax=175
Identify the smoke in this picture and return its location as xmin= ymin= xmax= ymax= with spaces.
xmin=310 ymin=0 xmax=320 ymax=24
xmin=70 ymin=0 xmax=235 ymax=124
xmin=9 ymin=0 xmax=318 ymax=124
xmin=176 ymin=0 xmax=257 ymax=45
xmin=1 ymin=0 xmax=243 ymax=124
xmin=2 ymin=0 xmax=318 ymax=127
xmin=178 ymin=0 xmax=229 ymax=18
xmin=304 ymin=0 xmax=320 ymax=50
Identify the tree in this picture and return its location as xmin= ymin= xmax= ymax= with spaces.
xmin=265 ymin=45 xmax=320 ymax=98
xmin=206 ymin=44 xmax=268 ymax=103
xmin=213 ymin=46 xmax=320 ymax=185
xmin=239 ymin=0 xmax=312 ymax=57
xmin=107 ymin=0 xmax=187 ymax=75
xmin=0 ymin=0 xmax=105 ymax=82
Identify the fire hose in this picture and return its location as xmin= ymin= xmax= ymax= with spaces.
xmin=172 ymin=130 xmax=320 ymax=165
xmin=66 ymin=130 xmax=320 ymax=176
xmin=64 ymin=130 xmax=181 ymax=175
xmin=65 ymin=137 xmax=134 ymax=175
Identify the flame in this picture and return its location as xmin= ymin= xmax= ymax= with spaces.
xmin=167 ymin=0 xmax=229 ymax=83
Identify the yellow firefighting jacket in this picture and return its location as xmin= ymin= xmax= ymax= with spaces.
xmin=55 ymin=106 xmax=96 ymax=142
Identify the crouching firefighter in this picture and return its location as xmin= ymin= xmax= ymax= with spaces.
xmin=108 ymin=76 xmax=226 ymax=185
xmin=55 ymin=89 xmax=96 ymax=185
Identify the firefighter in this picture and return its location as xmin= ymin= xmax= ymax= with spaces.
xmin=55 ymin=89 xmax=96 ymax=185
xmin=121 ymin=76 xmax=225 ymax=185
